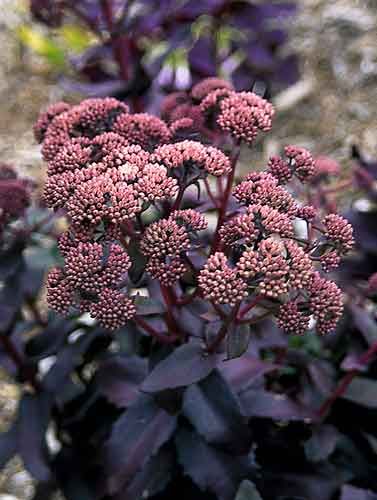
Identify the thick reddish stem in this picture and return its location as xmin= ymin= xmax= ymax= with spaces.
xmin=0 ymin=335 xmax=41 ymax=391
xmin=210 ymin=143 xmax=240 ymax=254
xmin=237 ymin=296 xmax=263 ymax=322
xmin=134 ymin=316 xmax=177 ymax=344
xmin=318 ymin=340 xmax=377 ymax=418
xmin=207 ymin=303 xmax=240 ymax=353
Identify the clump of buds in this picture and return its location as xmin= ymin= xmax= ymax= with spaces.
xmin=38 ymin=79 xmax=353 ymax=343
xmin=0 ymin=163 xmax=31 ymax=232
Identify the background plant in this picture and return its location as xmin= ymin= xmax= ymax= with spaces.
xmin=24 ymin=0 xmax=298 ymax=108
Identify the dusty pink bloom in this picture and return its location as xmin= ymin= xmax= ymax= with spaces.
xmin=296 ymin=205 xmax=317 ymax=221
xmin=233 ymin=172 xmax=297 ymax=215
xmin=140 ymin=219 xmax=190 ymax=258
xmin=218 ymin=91 xmax=274 ymax=144
xmin=200 ymin=88 xmax=236 ymax=118
xmin=254 ymin=244 xmax=291 ymax=298
xmin=160 ymin=92 xmax=190 ymax=122
xmin=34 ymin=101 xmax=71 ymax=143
xmin=46 ymin=267 xmax=74 ymax=315
xmin=285 ymin=240 xmax=314 ymax=289
xmin=41 ymin=114 xmax=71 ymax=161
xmin=320 ymin=250 xmax=341 ymax=273
xmin=146 ymin=256 xmax=187 ymax=285
xmin=89 ymin=288 xmax=136 ymax=330
xmin=219 ymin=211 xmax=259 ymax=247
xmin=170 ymin=209 xmax=208 ymax=232
xmin=267 ymin=155 xmax=292 ymax=184
xmin=277 ymin=300 xmax=309 ymax=335
xmin=198 ymin=252 xmax=247 ymax=306
xmin=322 ymin=214 xmax=354 ymax=254
xmin=152 ymin=140 xmax=231 ymax=176
xmin=69 ymin=97 xmax=129 ymax=138
xmin=168 ymin=103 xmax=204 ymax=126
xmin=43 ymin=171 xmax=77 ymax=209
xmin=245 ymin=204 xmax=294 ymax=238
xmin=191 ymin=77 xmax=234 ymax=102
xmin=0 ymin=178 xmax=30 ymax=223
xmin=170 ymin=118 xmax=196 ymax=139
xmin=236 ymin=248 xmax=261 ymax=281
xmin=285 ymin=145 xmax=315 ymax=182
xmin=135 ymin=163 xmax=178 ymax=202
xmin=90 ymin=132 xmax=129 ymax=162
xmin=308 ymin=273 xmax=343 ymax=335
xmin=64 ymin=242 xmax=130 ymax=294
xmin=47 ymin=139 xmax=93 ymax=176
xmin=113 ymin=113 xmax=171 ymax=150
xmin=104 ymin=144 xmax=150 ymax=170
xmin=71 ymin=176 xmax=139 ymax=228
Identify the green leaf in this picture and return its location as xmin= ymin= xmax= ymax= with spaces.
xmin=59 ymin=25 xmax=93 ymax=53
xmin=235 ymin=480 xmax=263 ymax=500
xmin=17 ymin=25 xmax=66 ymax=67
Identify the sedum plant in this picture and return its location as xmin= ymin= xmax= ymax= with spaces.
xmin=5 ymin=80 xmax=377 ymax=500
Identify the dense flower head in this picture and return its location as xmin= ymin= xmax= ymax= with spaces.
xmin=284 ymin=145 xmax=315 ymax=182
xmin=198 ymin=252 xmax=248 ymax=306
xmin=37 ymin=94 xmax=350 ymax=338
xmin=170 ymin=209 xmax=208 ymax=232
xmin=151 ymin=140 xmax=231 ymax=177
xmin=322 ymin=214 xmax=354 ymax=254
xmin=0 ymin=163 xmax=18 ymax=180
xmin=140 ymin=218 xmax=190 ymax=258
xmin=0 ymin=176 xmax=30 ymax=226
xmin=277 ymin=300 xmax=310 ymax=336
xmin=191 ymin=77 xmax=234 ymax=102
xmin=46 ymin=267 xmax=74 ymax=315
xmin=160 ymin=92 xmax=190 ymax=122
xmin=146 ymin=256 xmax=187 ymax=286
xmin=135 ymin=163 xmax=179 ymax=202
xmin=219 ymin=211 xmax=258 ymax=248
xmin=103 ymin=144 xmax=150 ymax=170
xmin=308 ymin=273 xmax=343 ymax=335
xmin=267 ymin=155 xmax=292 ymax=184
xmin=113 ymin=113 xmax=171 ymax=150
xmin=217 ymin=91 xmax=274 ymax=144
xmin=34 ymin=101 xmax=71 ymax=143
xmin=320 ymin=250 xmax=341 ymax=273
xmin=233 ymin=172 xmax=297 ymax=215
xmin=89 ymin=288 xmax=136 ymax=330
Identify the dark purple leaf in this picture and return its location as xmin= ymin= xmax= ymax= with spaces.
xmin=273 ymin=54 xmax=299 ymax=85
xmin=60 ymin=77 xmax=126 ymax=97
xmin=240 ymin=389 xmax=318 ymax=421
xmin=341 ymin=354 xmax=368 ymax=373
xmin=105 ymin=394 xmax=177 ymax=493
xmin=25 ymin=318 xmax=76 ymax=361
xmin=120 ymin=449 xmax=174 ymax=499
xmin=182 ymin=370 xmax=251 ymax=451
xmin=19 ymin=393 xmax=52 ymax=481
xmin=0 ymin=422 xmax=18 ymax=468
xmin=235 ymin=480 xmax=263 ymax=500
xmin=307 ymin=359 xmax=335 ymax=397
xmin=345 ymin=210 xmax=377 ymax=254
xmin=221 ymin=354 xmax=277 ymax=392
xmin=226 ymin=323 xmax=252 ymax=360
xmin=133 ymin=296 xmax=164 ymax=316
xmin=343 ymin=377 xmax=377 ymax=408
xmin=188 ymin=36 xmax=216 ymax=77
xmin=232 ymin=63 xmax=256 ymax=92
xmin=245 ymin=41 xmax=275 ymax=70
xmin=258 ymin=2 xmax=297 ymax=18
xmin=304 ymin=425 xmax=339 ymax=462
xmin=43 ymin=329 xmax=104 ymax=393
xmin=176 ymin=429 xmax=250 ymax=500
xmin=96 ymin=355 xmax=147 ymax=407
xmin=341 ymin=485 xmax=377 ymax=500
xmin=141 ymin=342 xmax=217 ymax=392
xmin=349 ymin=304 xmax=377 ymax=345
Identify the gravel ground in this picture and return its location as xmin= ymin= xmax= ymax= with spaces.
xmin=1 ymin=0 xmax=377 ymax=498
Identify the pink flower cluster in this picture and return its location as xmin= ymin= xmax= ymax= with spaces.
xmin=38 ymin=81 xmax=352 ymax=339
xmin=0 ymin=163 xmax=30 ymax=231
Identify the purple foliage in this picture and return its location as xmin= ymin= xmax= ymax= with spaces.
xmin=29 ymin=0 xmax=299 ymax=108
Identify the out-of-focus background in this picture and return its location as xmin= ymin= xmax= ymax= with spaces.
xmin=0 ymin=0 xmax=377 ymax=498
